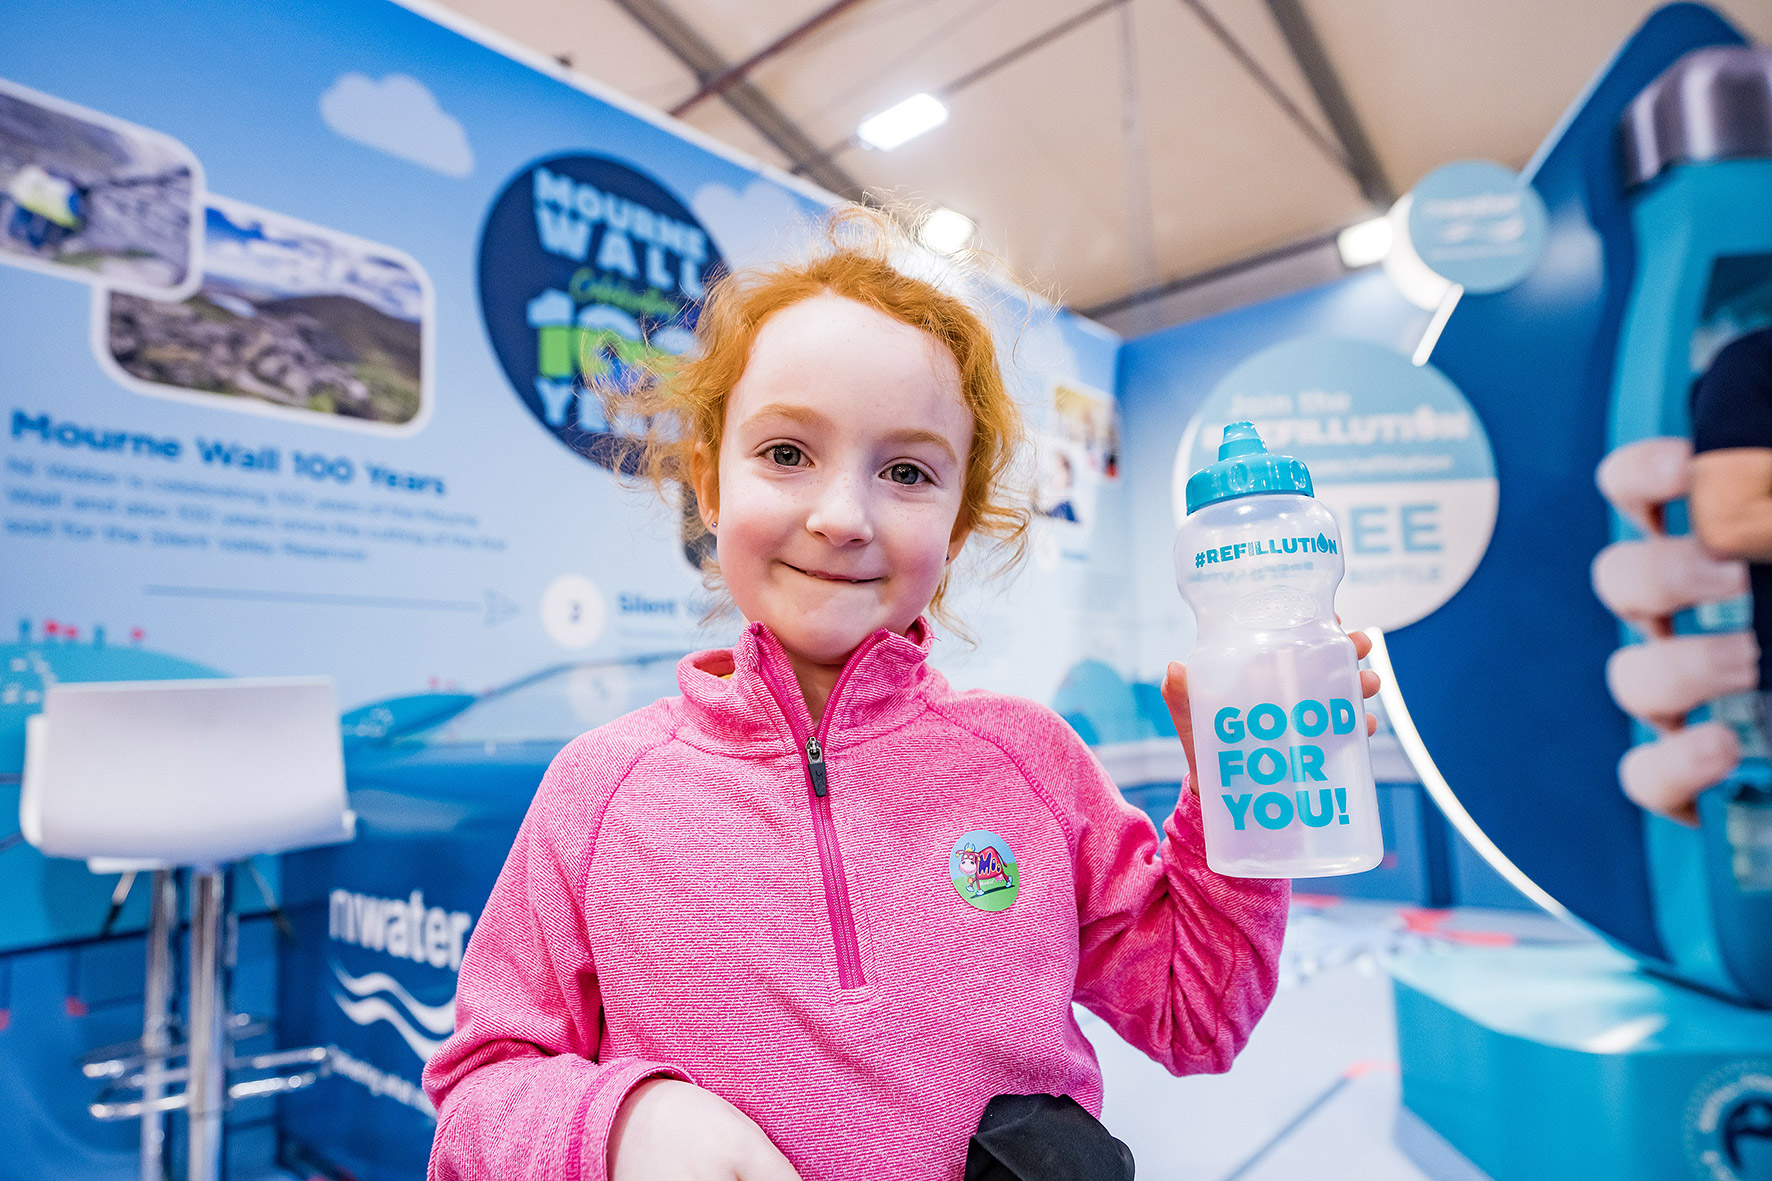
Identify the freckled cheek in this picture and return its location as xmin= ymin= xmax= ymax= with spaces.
xmin=723 ymin=499 xmax=816 ymax=596
xmin=899 ymin=548 xmax=949 ymax=594
xmin=881 ymin=505 xmax=960 ymax=586
xmin=712 ymin=514 xmax=774 ymax=599
xmin=724 ymin=476 xmax=809 ymax=532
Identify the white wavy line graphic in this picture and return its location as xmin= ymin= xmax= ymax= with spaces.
xmin=333 ymin=992 xmax=447 ymax=1063
xmin=332 ymin=962 xmax=456 ymax=1035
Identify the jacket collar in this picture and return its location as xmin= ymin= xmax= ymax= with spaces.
xmin=676 ymin=619 xmax=937 ymax=758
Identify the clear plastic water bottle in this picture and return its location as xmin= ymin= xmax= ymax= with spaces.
xmin=1174 ymin=422 xmax=1382 ymax=878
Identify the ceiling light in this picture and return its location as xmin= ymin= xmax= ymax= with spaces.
xmin=1337 ymin=216 xmax=1392 ymax=268
xmin=919 ymin=208 xmax=975 ymax=255
xmin=857 ymin=94 xmax=948 ymax=151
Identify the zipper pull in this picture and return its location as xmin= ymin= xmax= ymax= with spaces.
xmin=806 ymin=736 xmax=829 ymax=798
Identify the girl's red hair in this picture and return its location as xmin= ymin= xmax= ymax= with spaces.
xmin=608 ymin=205 xmax=1028 ymax=626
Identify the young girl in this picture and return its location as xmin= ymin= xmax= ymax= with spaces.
xmin=423 ymin=209 xmax=1379 ymax=1181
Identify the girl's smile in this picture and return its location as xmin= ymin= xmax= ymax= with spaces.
xmin=696 ymin=292 xmax=974 ymax=720
xmin=783 ymin=564 xmax=881 ymax=583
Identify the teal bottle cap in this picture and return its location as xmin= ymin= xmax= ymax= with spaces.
xmin=1185 ymin=422 xmax=1314 ymax=514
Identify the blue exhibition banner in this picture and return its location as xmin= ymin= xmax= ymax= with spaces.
xmin=0 ymin=4 xmax=1124 ymax=1169
xmin=0 ymin=0 xmax=1124 ymax=782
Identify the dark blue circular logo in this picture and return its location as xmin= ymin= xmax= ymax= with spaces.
xmin=1685 ymin=1062 xmax=1772 ymax=1181
xmin=477 ymin=154 xmax=725 ymax=469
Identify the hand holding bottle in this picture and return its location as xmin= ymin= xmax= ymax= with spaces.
xmin=1173 ymin=422 xmax=1385 ymax=877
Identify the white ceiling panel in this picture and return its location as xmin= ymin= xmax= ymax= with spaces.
xmin=428 ymin=0 xmax=1772 ymax=317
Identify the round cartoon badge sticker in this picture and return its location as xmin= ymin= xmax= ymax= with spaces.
xmin=950 ymin=831 xmax=1019 ymax=912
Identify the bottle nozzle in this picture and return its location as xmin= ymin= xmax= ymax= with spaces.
xmin=1185 ymin=421 xmax=1313 ymax=513
xmin=1218 ymin=421 xmax=1268 ymax=460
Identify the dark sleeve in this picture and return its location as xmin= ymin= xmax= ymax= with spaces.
xmin=1693 ymin=328 xmax=1772 ymax=454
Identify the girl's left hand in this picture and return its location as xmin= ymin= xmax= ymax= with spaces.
xmin=1160 ymin=630 xmax=1382 ymax=798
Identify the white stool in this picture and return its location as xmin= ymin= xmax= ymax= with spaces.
xmin=21 ymin=677 xmax=355 ymax=1181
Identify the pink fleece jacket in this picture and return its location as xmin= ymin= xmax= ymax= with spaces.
xmin=423 ymin=621 xmax=1288 ymax=1180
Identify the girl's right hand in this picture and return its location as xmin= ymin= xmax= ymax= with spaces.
xmin=608 ymin=1078 xmax=803 ymax=1181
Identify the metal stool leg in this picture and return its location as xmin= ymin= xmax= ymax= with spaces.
xmin=82 ymin=861 xmax=326 ymax=1153
xmin=186 ymin=869 xmax=225 ymax=1181
xmin=139 ymin=870 xmax=175 ymax=1181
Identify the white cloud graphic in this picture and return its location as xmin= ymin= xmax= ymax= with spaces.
xmin=1011 ymin=313 xmax=1080 ymax=379
xmin=691 ymin=179 xmax=823 ymax=270
xmin=320 ymin=73 xmax=473 ymax=178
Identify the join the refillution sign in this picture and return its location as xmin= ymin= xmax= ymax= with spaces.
xmin=1176 ymin=337 xmax=1499 ymax=632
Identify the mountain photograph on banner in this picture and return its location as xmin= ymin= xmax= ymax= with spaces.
xmin=0 ymin=75 xmax=203 ymax=299
xmin=96 ymin=194 xmax=432 ymax=433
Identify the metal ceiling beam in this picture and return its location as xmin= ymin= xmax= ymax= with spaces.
xmin=1079 ymin=227 xmax=1341 ymax=320
xmin=939 ymin=0 xmax=1124 ymax=99
xmin=607 ymin=0 xmax=867 ymax=200
xmin=670 ymin=0 xmax=872 ymax=118
xmin=1174 ymin=0 xmax=1350 ymax=179
xmin=1261 ymin=0 xmax=1394 ymax=206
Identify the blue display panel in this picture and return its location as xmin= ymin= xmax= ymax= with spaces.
xmin=1393 ymin=3 xmax=1749 ymax=967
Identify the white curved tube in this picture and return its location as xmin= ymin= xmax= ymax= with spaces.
xmin=1364 ymin=627 xmax=1580 ymax=926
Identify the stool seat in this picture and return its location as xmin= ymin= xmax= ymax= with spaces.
xmin=21 ymin=677 xmax=354 ymax=867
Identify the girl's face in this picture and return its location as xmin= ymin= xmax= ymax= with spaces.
xmin=700 ymin=293 xmax=973 ymax=671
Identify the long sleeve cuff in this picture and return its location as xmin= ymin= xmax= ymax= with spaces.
xmin=580 ymin=1058 xmax=694 ymax=1181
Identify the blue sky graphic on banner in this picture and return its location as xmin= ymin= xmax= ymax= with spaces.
xmin=203 ymin=203 xmax=427 ymax=320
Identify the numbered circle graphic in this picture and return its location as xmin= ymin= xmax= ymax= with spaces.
xmin=478 ymin=154 xmax=726 ymax=469
xmin=1175 ymin=337 xmax=1498 ymax=632
xmin=541 ymin=574 xmax=606 ymax=649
